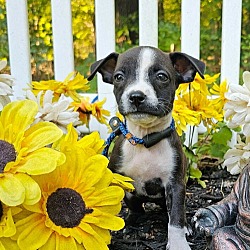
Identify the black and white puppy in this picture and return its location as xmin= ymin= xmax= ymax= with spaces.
xmin=88 ymin=46 xmax=205 ymax=250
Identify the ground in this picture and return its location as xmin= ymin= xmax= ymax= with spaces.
xmin=110 ymin=161 xmax=239 ymax=250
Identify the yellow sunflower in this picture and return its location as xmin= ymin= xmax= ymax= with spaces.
xmin=53 ymin=123 xmax=105 ymax=158
xmin=30 ymin=72 xmax=89 ymax=102
xmin=72 ymin=97 xmax=110 ymax=127
xmin=91 ymin=98 xmax=110 ymax=125
xmin=14 ymin=148 xmax=125 ymax=250
xmin=111 ymin=173 xmax=135 ymax=192
xmin=176 ymin=73 xmax=220 ymax=96
xmin=54 ymin=123 xmax=135 ymax=192
xmin=173 ymin=98 xmax=200 ymax=135
xmin=71 ymin=97 xmax=93 ymax=127
xmin=209 ymin=79 xmax=228 ymax=113
xmin=182 ymin=90 xmax=223 ymax=124
xmin=191 ymin=73 xmax=220 ymax=96
xmin=0 ymin=100 xmax=65 ymax=206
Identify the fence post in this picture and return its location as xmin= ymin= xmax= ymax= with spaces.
xmin=221 ymin=0 xmax=242 ymax=85
xmin=181 ymin=0 xmax=200 ymax=58
xmin=6 ymin=0 xmax=31 ymax=99
xmin=51 ymin=0 xmax=74 ymax=81
xmin=95 ymin=0 xmax=116 ymax=139
xmin=139 ymin=0 xmax=158 ymax=47
xmin=181 ymin=0 xmax=201 ymax=146
xmin=221 ymin=0 xmax=242 ymax=147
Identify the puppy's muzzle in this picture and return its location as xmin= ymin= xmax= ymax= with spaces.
xmin=129 ymin=91 xmax=146 ymax=108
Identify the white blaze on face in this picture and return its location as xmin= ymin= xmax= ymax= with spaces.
xmin=121 ymin=48 xmax=159 ymax=114
xmin=137 ymin=48 xmax=154 ymax=86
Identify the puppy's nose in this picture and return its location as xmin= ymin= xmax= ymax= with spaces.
xmin=129 ymin=91 xmax=146 ymax=107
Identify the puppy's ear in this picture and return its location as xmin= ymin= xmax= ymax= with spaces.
xmin=169 ymin=52 xmax=205 ymax=84
xmin=87 ymin=52 xmax=119 ymax=84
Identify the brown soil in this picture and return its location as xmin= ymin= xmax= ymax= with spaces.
xmin=109 ymin=162 xmax=239 ymax=250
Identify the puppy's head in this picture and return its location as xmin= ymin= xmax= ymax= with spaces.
xmin=88 ymin=46 xmax=205 ymax=126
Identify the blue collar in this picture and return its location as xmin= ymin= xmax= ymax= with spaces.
xmin=102 ymin=116 xmax=175 ymax=157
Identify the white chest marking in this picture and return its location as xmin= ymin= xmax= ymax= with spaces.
xmin=120 ymin=138 xmax=175 ymax=196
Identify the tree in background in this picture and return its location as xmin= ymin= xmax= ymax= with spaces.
xmin=0 ymin=0 xmax=249 ymax=83
xmin=0 ymin=0 xmax=95 ymax=81
xmin=27 ymin=0 xmax=95 ymax=80
xmin=241 ymin=1 xmax=250 ymax=73
xmin=116 ymin=0 xmax=250 ymax=77
xmin=0 ymin=0 xmax=8 ymax=62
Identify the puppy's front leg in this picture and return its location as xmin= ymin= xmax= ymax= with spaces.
xmin=124 ymin=192 xmax=145 ymax=225
xmin=167 ymin=182 xmax=191 ymax=250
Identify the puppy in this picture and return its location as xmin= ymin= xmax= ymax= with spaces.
xmin=88 ymin=46 xmax=205 ymax=250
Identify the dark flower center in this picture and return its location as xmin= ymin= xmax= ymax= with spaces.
xmin=46 ymin=188 xmax=93 ymax=228
xmin=0 ymin=140 xmax=16 ymax=173
xmin=78 ymin=107 xmax=92 ymax=115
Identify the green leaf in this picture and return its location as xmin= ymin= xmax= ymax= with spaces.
xmin=210 ymin=144 xmax=229 ymax=158
xmin=183 ymin=146 xmax=198 ymax=163
xmin=212 ymin=126 xmax=232 ymax=146
xmin=197 ymin=179 xmax=206 ymax=188
xmin=232 ymin=126 xmax=242 ymax=132
xmin=189 ymin=166 xmax=202 ymax=179
xmin=197 ymin=144 xmax=210 ymax=154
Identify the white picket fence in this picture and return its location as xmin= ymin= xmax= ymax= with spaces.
xmin=5 ymin=0 xmax=242 ymax=139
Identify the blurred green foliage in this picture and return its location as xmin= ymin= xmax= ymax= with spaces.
xmin=0 ymin=0 xmax=95 ymax=81
xmin=183 ymin=121 xmax=233 ymax=187
xmin=0 ymin=0 xmax=249 ymax=85
xmin=0 ymin=0 xmax=8 ymax=60
xmin=116 ymin=0 xmax=250 ymax=78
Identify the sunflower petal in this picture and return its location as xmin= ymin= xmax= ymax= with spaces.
xmin=68 ymin=227 xmax=85 ymax=244
xmin=0 ymin=240 xmax=5 ymax=250
xmin=0 ymin=100 xmax=37 ymax=136
xmin=78 ymin=223 xmax=109 ymax=250
xmin=0 ymin=175 xmax=25 ymax=206
xmin=93 ymin=203 xmax=122 ymax=215
xmin=14 ymin=173 xmax=41 ymax=205
xmin=86 ymin=186 xmax=124 ymax=207
xmin=17 ymin=216 xmax=52 ymax=250
xmin=17 ymin=148 xmax=65 ymax=175
xmin=76 ymin=243 xmax=85 ymax=250
xmin=23 ymin=201 xmax=43 ymax=214
xmin=22 ymin=122 xmax=63 ymax=153
xmin=55 ymin=235 xmax=77 ymax=250
xmin=77 ymin=131 xmax=105 ymax=153
xmin=84 ymin=209 xmax=125 ymax=230
xmin=93 ymin=169 xmax=113 ymax=189
xmin=0 ymin=237 xmax=20 ymax=250
xmin=90 ymin=224 xmax=111 ymax=245
xmin=12 ymin=213 xmax=37 ymax=241
xmin=81 ymin=155 xmax=109 ymax=188
xmin=39 ymin=233 xmax=56 ymax=250
xmin=111 ymin=173 xmax=135 ymax=192
xmin=64 ymin=123 xmax=78 ymax=145
xmin=1 ymin=208 xmax=16 ymax=237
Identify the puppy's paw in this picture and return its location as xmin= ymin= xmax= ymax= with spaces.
xmin=166 ymin=240 xmax=191 ymax=250
xmin=167 ymin=225 xmax=191 ymax=250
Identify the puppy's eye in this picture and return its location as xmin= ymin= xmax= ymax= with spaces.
xmin=114 ymin=73 xmax=124 ymax=82
xmin=156 ymin=72 xmax=168 ymax=82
